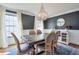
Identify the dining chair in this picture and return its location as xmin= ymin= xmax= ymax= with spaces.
xmin=11 ymin=32 xmax=35 ymax=55
xmin=29 ymin=30 xmax=36 ymax=35
xmin=37 ymin=30 xmax=42 ymax=35
xmin=45 ymin=31 xmax=58 ymax=55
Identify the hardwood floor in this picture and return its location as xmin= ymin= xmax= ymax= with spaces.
xmin=0 ymin=48 xmax=6 ymax=53
xmin=0 ymin=45 xmax=16 ymax=53
xmin=69 ymin=43 xmax=79 ymax=48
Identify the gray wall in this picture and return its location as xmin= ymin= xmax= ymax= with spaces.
xmin=21 ymin=13 xmax=35 ymax=29
xmin=44 ymin=11 xmax=79 ymax=30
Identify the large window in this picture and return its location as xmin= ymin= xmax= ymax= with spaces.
xmin=4 ymin=10 xmax=19 ymax=44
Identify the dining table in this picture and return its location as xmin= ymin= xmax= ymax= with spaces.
xmin=28 ymin=33 xmax=48 ymax=44
xmin=27 ymin=33 xmax=49 ymax=54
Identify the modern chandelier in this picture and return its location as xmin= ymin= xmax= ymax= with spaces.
xmin=36 ymin=4 xmax=48 ymax=20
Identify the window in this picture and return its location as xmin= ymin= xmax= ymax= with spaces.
xmin=4 ymin=11 xmax=19 ymax=44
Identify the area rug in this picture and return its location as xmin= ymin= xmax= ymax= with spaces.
xmin=3 ymin=43 xmax=79 ymax=55
xmin=56 ymin=43 xmax=79 ymax=55
xmin=5 ymin=48 xmax=17 ymax=55
xmin=0 ymin=52 xmax=11 ymax=55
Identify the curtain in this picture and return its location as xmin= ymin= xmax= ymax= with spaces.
xmin=34 ymin=17 xmax=44 ymax=30
xmin=34 ymin=17 xmax=44 ymax=40
xmin=0 ymin=6 xmax=8 ymax=48
xmin=16 ymin=10 xmax=23 ymax=43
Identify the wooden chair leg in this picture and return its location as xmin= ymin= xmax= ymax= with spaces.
xmin=52 ymin=47 xmax=54 ymax=55
xmin=30 ymin=47 xmax=35 ymax=55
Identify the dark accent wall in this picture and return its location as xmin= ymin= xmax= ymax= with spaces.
xmin=44 ymin=11 xmax=79 ymax=30
xmin=21 ymin=13 xmax=35 ymax=29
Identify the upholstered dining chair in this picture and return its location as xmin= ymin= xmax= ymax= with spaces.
xmin=11 ymin=32 xmax=35 ymax=55
xmin=29 ymin=29 xmax=42 ymax=35
xmin=29 ymin=30 xmax=36 ymax=35
xmin=37 ymin=30 xmax=42 ymax=35
xmin=45 ymin=31 xmax=58 ymax=55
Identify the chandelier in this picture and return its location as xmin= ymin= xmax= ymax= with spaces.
xmin=36 ymin=4 xmax=48 ymax=20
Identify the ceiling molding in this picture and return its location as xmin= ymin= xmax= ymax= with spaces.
xmin=49 ymin=8 xmax=79 ymax=18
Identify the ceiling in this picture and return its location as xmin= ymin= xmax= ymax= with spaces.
xmin=0 ymin=3 xmax=79 ymax=18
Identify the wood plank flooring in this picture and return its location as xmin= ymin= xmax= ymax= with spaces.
xmin=0 ymin=45 xmax=16 ymax=53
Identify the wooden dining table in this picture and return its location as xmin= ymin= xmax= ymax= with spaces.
xmin=28 ymin=33 xmax=48 ymax=44
xmin=27 ymin=33 xmax=49 ymax=55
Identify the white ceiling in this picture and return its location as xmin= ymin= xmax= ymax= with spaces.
xmin=0 ymin=3 xmax=79 ymax=18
